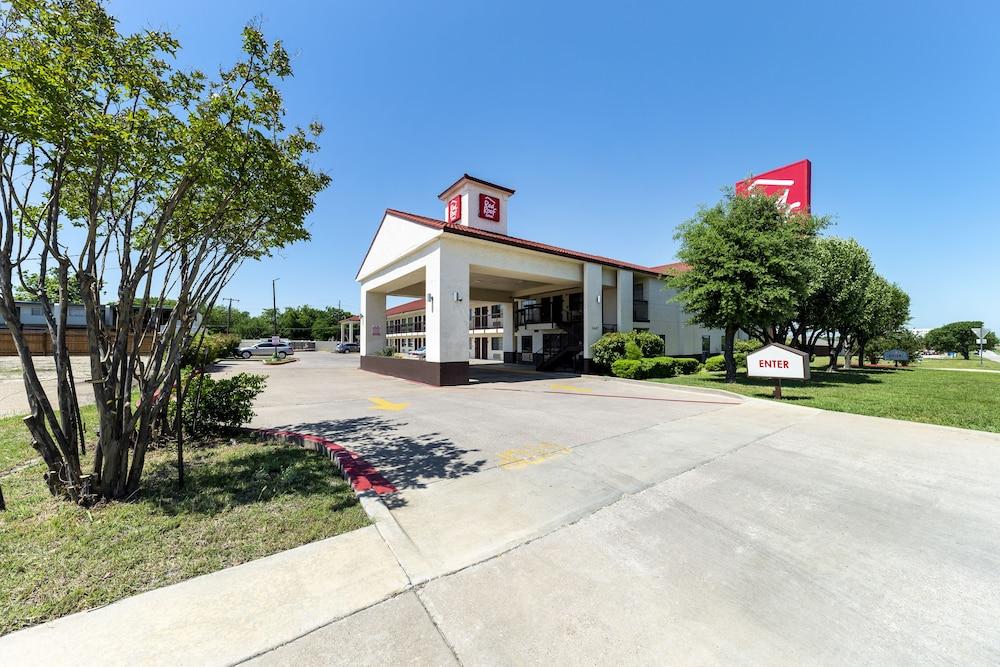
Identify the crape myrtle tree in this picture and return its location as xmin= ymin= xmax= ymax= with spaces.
xmin=669 ymin=189 xmax=827 ymax=382
xmin=0 ymin=0 xmax=329 ymax=504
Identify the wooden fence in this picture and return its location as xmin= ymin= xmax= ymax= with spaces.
xmin=0 ymin=329 xmax=154 ymax=356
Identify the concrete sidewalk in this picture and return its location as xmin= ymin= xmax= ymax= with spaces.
xmin=0 ymin=527 xmax=411 ymax=666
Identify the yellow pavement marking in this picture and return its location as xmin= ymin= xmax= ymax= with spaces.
xmin=368 ymin=396 xmax=409 ymax=411
xmin=498 ymin=443 xmax=572 ymax=470
xmin=549 ymin=383 xmax=593 ymax=393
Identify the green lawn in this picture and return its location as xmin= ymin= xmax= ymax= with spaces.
xmin=0 ymin=429 xmax=369 ymax=635
xmin=915 ymin=356 xmax=1000 ymax=370
xmin=654 ymin=366 xmax=1000 ymax=433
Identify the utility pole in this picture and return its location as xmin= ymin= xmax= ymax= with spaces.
xmin=272 ymin=278 xmax=280 ymax=338
xmin=221 ymin=297 xmax=240 ymax=333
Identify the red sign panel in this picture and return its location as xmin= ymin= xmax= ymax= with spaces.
xmin=446 ymin=195 xmax=462 ymax=223
xmin=479 ymin=193 xmax=500 ymax=222
xmin=735 ymin=159 xmax=811 ymax=214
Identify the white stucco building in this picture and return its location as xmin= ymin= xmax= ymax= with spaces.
xmin=356 ymin=174 xmax=726 ymax=385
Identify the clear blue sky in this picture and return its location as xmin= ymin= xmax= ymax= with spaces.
xmin=109 ymin=1 xmax=1000 ymax=329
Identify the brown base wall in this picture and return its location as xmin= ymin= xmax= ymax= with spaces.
xmin=360 ymin=355 xmax=468 ymax=386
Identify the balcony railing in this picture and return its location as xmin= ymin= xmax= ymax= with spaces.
xmin=386 ymin=322 xmax=425 ymax=335
xmin=632 ymin=299 xmax=649 ymax=322
xmin=471 ymin=316 xmax=503 ymax=330
xmin=516 ymin=304 xmax=583 ymax=328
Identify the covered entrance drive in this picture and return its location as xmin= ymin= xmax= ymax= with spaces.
xmin=355 ymin=175 xmax=651 ymax=386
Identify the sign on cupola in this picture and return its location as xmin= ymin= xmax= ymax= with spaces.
xmin=438 ymin=174 xmax=514 ymax=236
xmin=479 ymin=193 xmax=500 ymax=222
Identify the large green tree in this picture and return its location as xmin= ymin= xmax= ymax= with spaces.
xmin=844 ymin=276 xmax=910 ymax=368
xmin=790 ymin=237 xmax=874 ymax=366
xmin=0 ymin=0 xmax=329 ymax=504
xmin=669 ymin=190 xmax=827 ymax=381
xmin=925 ymin=321 xmax=995 ymax=359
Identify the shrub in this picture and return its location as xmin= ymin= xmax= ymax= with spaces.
xmin=611 ymin=359 xmax=643 ymax=379
xmin=734 ymin=339 xmax=762 ymax=369
xmin=674 ymin=358 xmax=701 ymax=375
xmin=378 ymin=346 xmax=395 ymax=357
xmin=624 ymin=340 xmax=642 ymax=360
xmin=182 ymin=332 xmax=241 ymax=368
xmin=639 ymin=356 xmax=677 ymax=379
xmin=592 ymin=331 xmax=665 ymax=371
xmin=182 ymin=372 xmax=267 ymax=431
xmin=704 ymin=354 xmax=726 ymax=372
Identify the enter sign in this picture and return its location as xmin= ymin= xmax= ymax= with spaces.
xmin=746 ymin=343 xmax=810 ymax=381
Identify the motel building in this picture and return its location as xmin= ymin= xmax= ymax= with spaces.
xmin=355 ymin=174 xmax=727 ymax=386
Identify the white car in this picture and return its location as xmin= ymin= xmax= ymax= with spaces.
xmin=411 ymin=346 xmax=426 ymax=359
xmin=238 ymin=341 xmax=294 ymax=359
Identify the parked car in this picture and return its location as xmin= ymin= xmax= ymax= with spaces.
xmin=411 ymin=346 xmax=426 ymax=359
xmin=335 ymin=342 xmax=360 ymax=353
xmin=238 ymin=341 xmax=294 ymax=359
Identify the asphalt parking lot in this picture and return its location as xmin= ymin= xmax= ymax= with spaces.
xmin=212 ymin=352 xmax=1000 ymax=663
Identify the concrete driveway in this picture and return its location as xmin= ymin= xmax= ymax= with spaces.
xmin=208 ymin=352 xmax=1000 ymax=664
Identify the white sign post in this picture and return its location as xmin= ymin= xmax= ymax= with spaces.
xmin=971 ymin=327 xmax=991 ymax=367
xmin=746 ymin=343 xmax=810 ymax=399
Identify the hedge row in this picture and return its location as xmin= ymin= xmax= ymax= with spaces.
xmin=611 ymin=356 xmax=701 ymax=380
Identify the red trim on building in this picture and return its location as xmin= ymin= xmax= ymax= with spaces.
xmin=384 ymin=209 xmax=671 ymax=275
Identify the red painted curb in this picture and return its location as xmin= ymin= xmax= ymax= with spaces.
xmin=250 ymin=428 xmax=397 ymax=496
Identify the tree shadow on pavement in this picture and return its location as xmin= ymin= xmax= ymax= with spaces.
xmin=268 ymin=416 xmax=486 ymax=508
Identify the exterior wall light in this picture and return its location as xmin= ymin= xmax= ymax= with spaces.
xmin=426 ymin=293 xmax=434 ymax=303
xmin=596 ymin=294 xmax=602 ymax=304
xmin=453 ymin=291 xmax=463 ymax=302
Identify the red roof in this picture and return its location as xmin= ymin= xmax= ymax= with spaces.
xmin=340 ymin=315 xmax=360 ymax=322
xmin=648 ymin=261 xmax=691 ymax=275
xmin=385 ymin=209 xmax=668 ymax=275
xmin=385 ymin=298 xmax=425 ymax=316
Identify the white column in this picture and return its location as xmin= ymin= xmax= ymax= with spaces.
xmin=501 ymin=301 xmax=515 ymax=363
xmin=616 ymin=269 xmax=633 ymax=334
xmin=361 ymin=290 xmax=386 ymax=356
xmin=582 ymin=262 xmax=603 ymax=372
xmin=425 ymin=246 xmax=470 ymax=363
xmin=340 ymin=322 xmax=345 ymax=342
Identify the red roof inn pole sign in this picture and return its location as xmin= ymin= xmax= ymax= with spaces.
xmin=746 ymin=343 xmax=810 ymax=399
xmin=735 ymin=159 xmax=811 ymax=214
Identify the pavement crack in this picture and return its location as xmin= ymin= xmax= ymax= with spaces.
xmin=414 ymin=588 xmax=465 ymax=666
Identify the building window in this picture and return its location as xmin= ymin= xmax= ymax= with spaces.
xmin=491 ymin=337 xmax=502 ymax=351
xmin=31 ymin=306 xmax=44 ymax=316
xmin=521 ymin=335 xmax=532 ymax=352
xmin=491 ymin=304 xmax=501 ymax=317
xmin=702 ymin=335 xmax=711 ymax=356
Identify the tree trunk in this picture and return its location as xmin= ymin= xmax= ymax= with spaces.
xmin=857 ymin=341 xmax=866 ymax=369
xmin=828 ymin=337 xmax=843 ymax=371
xmin=0 ymin=482 xmax=6 ymax=511
xmin=723 ymin=325 xmax=738 ymax=383
xmin=176 ymin=363 xmax=185 ymax=489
